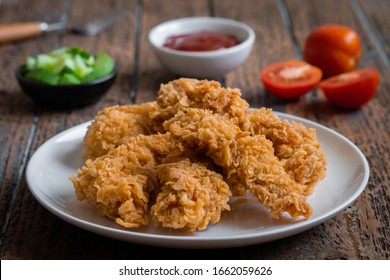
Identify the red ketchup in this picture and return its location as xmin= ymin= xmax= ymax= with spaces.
xmin=163 ymin=30 xmax=239 ymax=51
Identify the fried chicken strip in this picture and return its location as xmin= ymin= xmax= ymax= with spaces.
xmin=149 ymin=78 xmax=251 ymax=132
xmin=249 ymin=108 xmax=327 ymax=195
xmin=83 ymin=78 xmax=250 ymax=159
xmin=70 ymin=133 xmax=186 ymax=228
xmin=164 ymin=108 xmax=312 ymax=219
xmin=151 ymin=159 xmax=232 ymax=232
xmin=83 ymin=102 xmax=156 ymax=160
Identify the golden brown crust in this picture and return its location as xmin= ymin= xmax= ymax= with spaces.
xmin=71 ymin=78 xmax=327 ymax=231
xmin=71 ymin=133 xmax=184 ymax=228
xmin=83 ymin=103 xmax=156 ymax=160
xmin=249 ymin=108 xmax=327 ymax=195
xmin=149 ymin=78 xmax=250 ymax=132
xmin=151 ymin=159 xmax=231 ymax=232
xmin=164 ymin=108 xmax=312 ymax=218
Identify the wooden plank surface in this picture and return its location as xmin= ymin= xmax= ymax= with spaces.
xmin=0 ymin=0 xmax=69 ymax=259
xmin=285 ymin=0 xmax=390 ymax=259
xmin=0 ymin=0 xmax=389 ymax=259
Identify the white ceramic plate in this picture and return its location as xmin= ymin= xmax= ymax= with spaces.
xmin=26 ymin=113 xmax=369 ymax=249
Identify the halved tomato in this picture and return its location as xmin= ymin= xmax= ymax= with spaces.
xmin=259 ymin=60 xmax=322 ymax=99
xmin=319 ymin=68 xmax=379 ymax=109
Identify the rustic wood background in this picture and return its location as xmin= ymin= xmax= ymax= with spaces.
xmin=0 ymin=0 xmax=389 ymax=259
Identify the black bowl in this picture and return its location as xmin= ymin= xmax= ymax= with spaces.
xmin=15 ymin=64 xmax=117 ymax=109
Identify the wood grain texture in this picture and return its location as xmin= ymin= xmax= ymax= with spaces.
xmin=357 ymin=0 xmax=390 ymax=69
xmin=284 ymin=0 xmax=390 ymax=259
xmin=0 ymin=0 xmax=69 ymax=258
xmin=0 ymin=0 xmax=389 ymax=259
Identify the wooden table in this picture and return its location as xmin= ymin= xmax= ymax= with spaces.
xmin=0 ymin=0 xmax=389 ymax=260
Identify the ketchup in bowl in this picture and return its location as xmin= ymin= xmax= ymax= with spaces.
xmin=163 ymin=30 xmax=239 ymax=51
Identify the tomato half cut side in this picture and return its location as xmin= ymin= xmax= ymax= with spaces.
xmin=319 ymin=68 xmax=379 ymax=109
xmin=259 ymin=60 xmax=323 ymax=100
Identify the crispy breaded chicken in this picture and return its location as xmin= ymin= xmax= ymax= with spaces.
xmin=249 ymin=108 xmax=327 ymax=195
xmin=148 ymin=78 xmax=251 ymax=132
xmin=72 ymin=78 xmax=327 ymax=231
xmin=71 ymin=133 xmax=186 ymax=228
xmin=83 ymin=103 xmax=156 ymax=160
xmin=151 ymin=159 xmax=231 ymax=232
xmin=83 ymin=78 xmax=250 ymax=160
xmin=72 ymin=131 xmax=231 ymax=231
xmin=164 ymin=108 xmax=312 ymax=219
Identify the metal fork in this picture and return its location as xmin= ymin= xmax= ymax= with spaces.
xmin=0 ymin=10 xmax=125 ymax=44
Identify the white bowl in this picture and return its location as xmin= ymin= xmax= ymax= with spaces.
xmin=148 ymin=17 xmax=255 ymax=79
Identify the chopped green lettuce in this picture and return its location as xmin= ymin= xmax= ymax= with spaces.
xmin=25 ymin=69 xmax=60 ymax=85
xmin=59 ymin=73 xmax=81 ymax=85
xmin=23 ymin=47 xmax=114 ymax=85
xmin=82 ymin=52 xmax=115 ymax=82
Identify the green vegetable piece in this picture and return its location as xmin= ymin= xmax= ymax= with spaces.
xmin=25 ymin=68 xmax=60 ymax=85
xmin=81 ymin=68 xmax=109 ymax=83
xmin=74 ymin=54 xmax=93 ymax=78
xmin=84 ymin=54 xmax=95 ymax=66
xmin=82 ymin=52 xmax=114 ymax=82
xmin=59 ymin=73 xmax=81 ymax=85
xmin=50 ymin=53 xmax=68 ymax=74
xmin=23 ymin=47 xmax=114 ymax=85
xmin=36 ymin=54 xmax=58 ymax=72
xmin=68 ymin=46 xmax=89 ymax=57
xmin=49 ymin=47 xmax=69 ymax=57
xmin=95 ymin=52 xmax=115 ymax=70
xmin=25 ymin=57 xmax=36 ymax=71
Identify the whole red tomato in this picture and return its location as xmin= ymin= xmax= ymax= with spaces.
xmin=303 ymin=24 xmax=361 ymax=77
